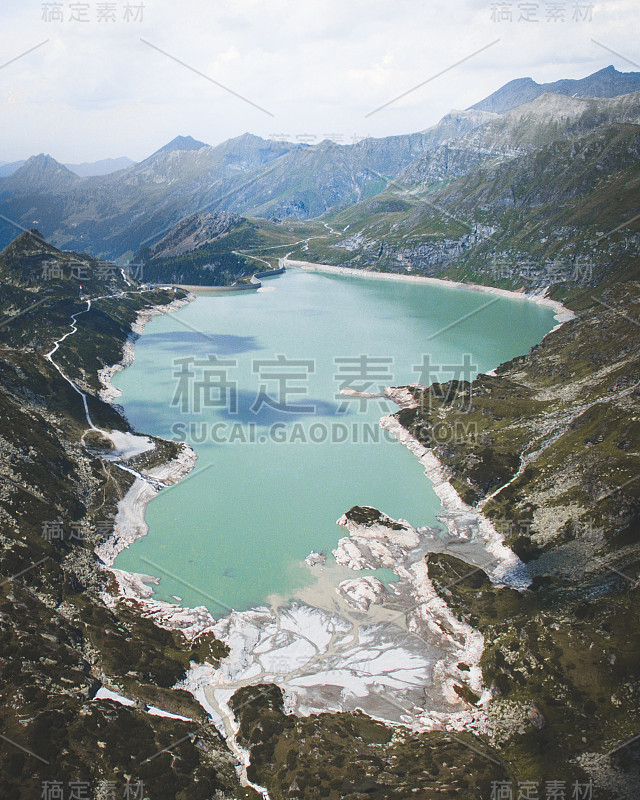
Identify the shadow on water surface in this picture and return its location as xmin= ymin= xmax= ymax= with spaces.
xmin=212 ymin=389 xmax=346 ymax=426
xmin=141 ymin=331 xmax=263 ymax=355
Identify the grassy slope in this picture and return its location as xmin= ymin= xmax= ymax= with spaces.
xmin=230 ymin=686 xmax=510 ymax=800
xmin=396 ymin=281 xmax=639 ymax=560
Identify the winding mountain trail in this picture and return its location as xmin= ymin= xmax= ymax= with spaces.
xmin=231 ymin=250 xmax=273 ymax=272
xmin=230 ymin=222 xmax=342 ymax=266
xmin=44 ymin=289 xmax=171 ymax=489
xmin=45 ymin=299 xmax=98 ymax=430
xmin=232 ymin=226 xmax=343 ymax=282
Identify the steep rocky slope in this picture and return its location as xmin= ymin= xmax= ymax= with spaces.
xmin=293 ymin=120 xmax=640 ymax=300
xmin=0 ymin=114 xmax=496 ymax=259
xmin=397 ymin=90 xmax=640 ymax=187
xmin=0 ymin=231 xmax=256 ymax=798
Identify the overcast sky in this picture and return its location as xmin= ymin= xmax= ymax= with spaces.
xmin=0 ymin=0 xmax=637 ymax=162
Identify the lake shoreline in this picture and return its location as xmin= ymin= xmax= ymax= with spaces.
xmin=94 ymin=265 xmax=569 ymax=744
xmin=284 ymin=258 xmax=576 ymax=331
xmin=98 ymin=292 xmax=193 ymax=404
xmin=95 ymin=293 xmax=221 ymax=640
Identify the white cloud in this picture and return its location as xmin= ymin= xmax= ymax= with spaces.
xmin=0 ymin=0 xmax=637 ymax=162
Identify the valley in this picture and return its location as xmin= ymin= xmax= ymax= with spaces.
xmin=0 ymin=62 xmax=639 ymax=799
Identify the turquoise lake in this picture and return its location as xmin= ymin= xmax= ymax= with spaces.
xmin=112 ymin=268 xmax=556 ymax=615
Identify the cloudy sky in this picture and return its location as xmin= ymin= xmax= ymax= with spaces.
xmin=0 ymin=0 xmax=637 ymax=162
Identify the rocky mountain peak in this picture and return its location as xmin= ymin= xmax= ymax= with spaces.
xmin=9 ymin=154 xmax=79 ymax=188
xmin=21 ymin=153 xmax=68 ymax=171
xmin=471 ymin=65 xmax=640 ymax=114
xmin=150 ymin=135 xmax=209 ymax=158
xmin=2 ymin=227 xmax=49 ymax=253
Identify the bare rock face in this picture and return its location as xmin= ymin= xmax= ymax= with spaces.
xmin=470 ymin=65 xmax=640 ymax=114
xmin=528 ymin=702 xmax=546 ymax=730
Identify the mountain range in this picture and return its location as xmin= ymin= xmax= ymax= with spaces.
xmin=0 ymin=155 xmax=135 ymax=178
xmin=0 ymin=65 xmax=638 ymax=271
xmin=470 ymin=64 xmax=640 ymax=113
xmin=0 ymin=65 xmax=635 ymax=262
